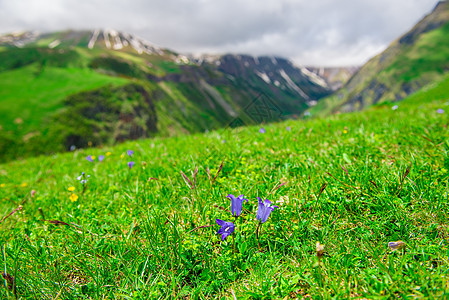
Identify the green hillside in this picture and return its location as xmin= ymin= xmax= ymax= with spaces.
xmin=0 ymin=64 xmax=129 ymax=134
xmin=0 ymin=72 xmax=448 ymax=298
xmin=311 ymin=1 xmax=449 ymax=116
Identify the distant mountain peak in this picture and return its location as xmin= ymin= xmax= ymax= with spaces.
xmin=85 ymin=29 xmax=164 ymax=55
xmin=0 ymin=29 xmax=165 ymax=55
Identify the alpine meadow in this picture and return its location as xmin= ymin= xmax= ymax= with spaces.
xmin=1 ymin=1 xmax=449 ymax=299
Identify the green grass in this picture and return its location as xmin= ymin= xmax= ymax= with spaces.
xmin=0 ymin=74 xmax=449 ymax=299
xmin=0 ymin=64 xmax=128 ymax=134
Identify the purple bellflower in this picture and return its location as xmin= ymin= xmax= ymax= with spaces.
xmin=98 ymin=155 xmax=105 ymax=162
xmin=127 ymin=150 xmax=134 ymax=156
xmin=86 ymin=155 xmax=94 ymax=162
xmin=259 ymin=128 xmax=266 ymax=133
xmin=256 ymin=197 xmax=278 ymax=223
xmin=437 ymin=109 xmax=444 ymax=114
xmin=215 ymin=219 xmax=235 ymax=241
xmin=128 ymin=161 xmax=135 ymax=169
xmin=227 ymin=194 xmax=248 ymax=217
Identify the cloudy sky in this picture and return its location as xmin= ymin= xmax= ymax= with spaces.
xmin=0 ymin=0 xmax=440 ymax=66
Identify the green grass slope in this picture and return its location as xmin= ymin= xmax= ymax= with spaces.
xmin=312 ymin=1 xmax=449 ymax=116
xmin=0 ymin=74 xmax=448 ymax=298
xmin=0 ymin=64 xmax=129 ymax=134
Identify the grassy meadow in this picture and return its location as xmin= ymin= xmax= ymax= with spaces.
xmin=1 ymin=74 xmax=449 ymax=298
xmin=0 ymin=64 xmax=129 ymax=135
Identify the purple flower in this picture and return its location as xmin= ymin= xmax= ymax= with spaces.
xmin=127 ymin=150 xmax=134 ymax=157
xmin=392 ymin=105 xmax=398 ymax=110
xmin=98 ymin=155 xmax=105 ymax=162
xmin=286 ymin=126 xmax=291 ymax=131
xmin=256 ymin=197 xmax=278 ymax=223
xmin=77 ymin=172 xmax=89 ymax=184
xmin=128 ymin=161 xmax=135 ymax=169
xmin=215 ymin=219 xmax=235 ymax=241
xmin=259 ymin=128 xmax=266 ymax=133
xmin=227 ymin=194 xmax=248 ymax=217
xmin=86 ymin=155 xmax=94 ymax=162
xmin=437 ymin=109 xmax=444 ymax=114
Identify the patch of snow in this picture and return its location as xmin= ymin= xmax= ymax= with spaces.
xmin=0 ymin=31 xmax=39 ymax=47
xmin=255 ymin=71 xmax=271 ymax=84
xmin=113 ymin=35 xmax=123 ymax=50
xmin=274 ymin=80 xmax=280 ymax=87
xmin=129 ymin=36 xmax=144 ymax=54
xmin=300 ymin=67 xmax=328 ymax=88
xmin=88 ymin=29 xmax=164 ymax=55
xmin=279 ymin=69 xmax=309 ymax=100
xmin=48 ymin=39 xmax=60 ymax=48
xmin=175 ymin=55 xmax=190 ymax=64
xmin=88 ymin=29 xmax=100 ymax=49
xmin=271 ymin=56 xmax=277 ymax=65
xmin=103 ymin=31 xmax=111 ymax=49
xmin=123 ymin=32 xmax=163 ymax=55
xmin=106 ymin=29 xmax=123 ymax=50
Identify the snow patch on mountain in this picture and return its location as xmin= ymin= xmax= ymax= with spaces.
xmin=255 ymin=71 xmax=271 ymax=84
xmin=88 ymin=29 xmax=100 ymax=49
xmin=86 ymin=29 xmax=163 ymax=55
xmin=48 ymin=39 xmax=60 ymax=49
xmin=300 ymin=67 xmax=328 ymax=88
xmin=103 ymin=31 xmax=111 ymax=49
xmin=279 ymin=69 xmax=309 ymax=100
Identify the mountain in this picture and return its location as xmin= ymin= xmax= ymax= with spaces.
xmin=304 ymin=66 xmax=359 ymax=91
xmin=311 ymin=1 xmax=449 ymax=115
xmin=0 ymin=29 xmax=344 ymax=161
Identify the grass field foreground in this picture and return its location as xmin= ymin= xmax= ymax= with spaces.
xmin=0 ymin=76 xmax=449 ymax=298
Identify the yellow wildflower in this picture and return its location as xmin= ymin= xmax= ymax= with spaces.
xmin=68 ymin=186 xmax=75 ymax=192
xmin=0 ymin=183 xmax=5 ymax=188
xmin=106 ymin=152 xmax=112 ymax=156
xmin=20 ymin=182 xmax=28 ymax=187
xmin=70 ymin=194 xmax=78 ymax=202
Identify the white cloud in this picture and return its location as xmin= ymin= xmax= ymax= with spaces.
xmin=0 ymin=0 xmax=439 ymax=66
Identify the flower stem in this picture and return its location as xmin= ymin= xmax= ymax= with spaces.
xmin=256 ymin=222 xmax=262 ymax=251
xmin=232 ymin=231 xmax=235 ymax=255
